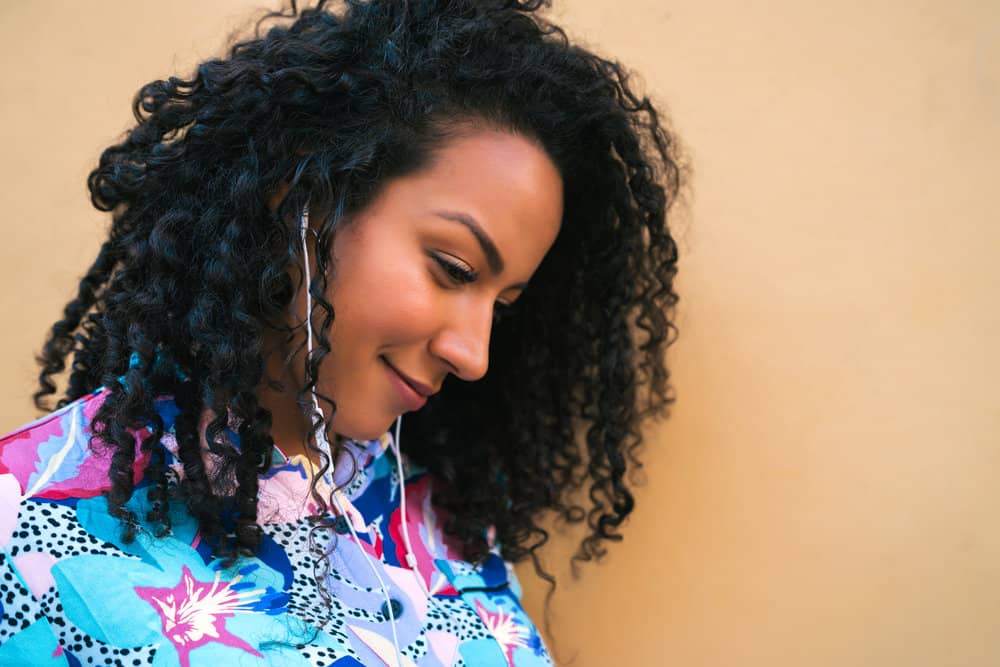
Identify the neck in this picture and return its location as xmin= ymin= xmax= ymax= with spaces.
xmin=255 ymin=330 xmax=333 ymax=465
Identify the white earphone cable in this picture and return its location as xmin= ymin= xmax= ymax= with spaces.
xmin=392 ymin=417 xmax=431 ymax=597
xmin=301 ymin=205 xmax=405 ymax=667
xmin=391 ymin=418 xmax=459 ymax=666
xmin=299 ymin=205 xmax=334 ymax=469
xmin=329 ymin=491 xmax=406 ymax=667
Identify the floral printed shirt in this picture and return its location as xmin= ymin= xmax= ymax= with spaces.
xmin=0 ymin=388 xmax=552 ymax=666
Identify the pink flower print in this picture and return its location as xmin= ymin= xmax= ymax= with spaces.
xmin=387 ymin=475 xmax=462 ymax=595
xmin=134 ymin=565 xmax=264 ymax=667
xmin=473 ymin=599 xmax=528 ymax=666
xmin=0 ymin=389 xmax=150 ymax=501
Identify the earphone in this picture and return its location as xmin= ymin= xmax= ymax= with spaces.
xmin=299 ymin=204 xmax=433 ymax=666
xmin=299 ymin=205 xmax=335 ymax=469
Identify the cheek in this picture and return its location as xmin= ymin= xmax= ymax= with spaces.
xmin=329 ymin=252 xmax=440 ymax=348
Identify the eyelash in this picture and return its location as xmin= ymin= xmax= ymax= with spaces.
xmin=432 ymin=253 xmax=479 ymax=285
xmin=430 ymin=252 xmax=513 ymax=320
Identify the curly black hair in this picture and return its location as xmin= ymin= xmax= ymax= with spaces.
xmin=34 ymin=0 xmax=683 ymax=603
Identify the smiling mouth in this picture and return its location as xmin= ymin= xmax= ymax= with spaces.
xmin=379 ymin=357 xmax=434 ymax=412
xmin=380 ymin=357 xmax=436 ymax=397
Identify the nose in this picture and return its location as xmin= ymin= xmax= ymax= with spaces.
xmin=428 ymin=299 xmax=493 ymax=382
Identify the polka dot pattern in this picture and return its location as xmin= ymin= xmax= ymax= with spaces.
xmin=0 ymin=390 xmax=553 ymax=665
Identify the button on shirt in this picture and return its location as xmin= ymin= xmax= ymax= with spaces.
xmin=0 ymin=388 xmax=552 ymax=666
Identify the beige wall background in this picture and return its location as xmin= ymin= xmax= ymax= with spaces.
xmin=1 ymin=1 xmax=997 ymax=665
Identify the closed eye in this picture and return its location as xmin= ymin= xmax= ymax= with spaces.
xmin=430 ymin=252 xmax=478 ymax=285
xmin=429 ymin=251 xmax=518 ymax=323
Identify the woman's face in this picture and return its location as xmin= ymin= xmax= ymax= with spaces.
xmin=313 ymin=129 xmax=563 ymax=441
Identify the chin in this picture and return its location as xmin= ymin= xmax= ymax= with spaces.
xmin=332 ymin=414 xmax=396 ymax=443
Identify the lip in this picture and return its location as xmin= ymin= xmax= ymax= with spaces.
xmin=381 ymin=357 xmax=431 ymax=411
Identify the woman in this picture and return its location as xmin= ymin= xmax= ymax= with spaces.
xmin=0 ymin=0 xmax=682 ymax=664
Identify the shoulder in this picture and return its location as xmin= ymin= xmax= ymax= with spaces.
xmin=0 ymin=388 xmax=155 ymax=502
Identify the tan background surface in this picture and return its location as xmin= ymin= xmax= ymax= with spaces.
xmin=1 ymin=1 xmax=997 ymax=665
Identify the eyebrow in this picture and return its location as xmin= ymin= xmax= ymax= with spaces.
xmin=431 ymin=209 xmax=529 ymax=290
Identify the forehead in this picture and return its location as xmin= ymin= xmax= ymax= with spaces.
xmin=382 ymin=129 xmax=564 ymax=273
